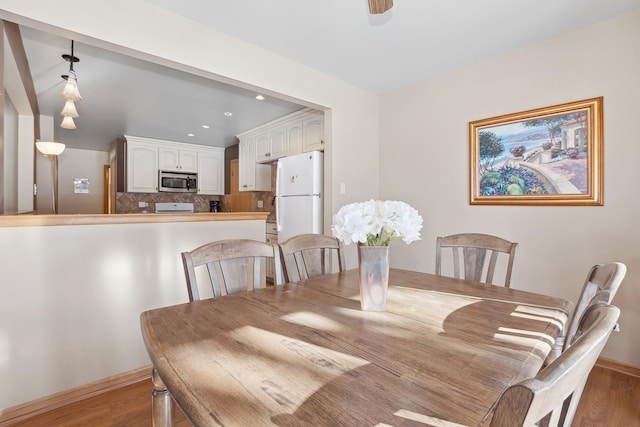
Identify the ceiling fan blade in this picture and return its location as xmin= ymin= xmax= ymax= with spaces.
xmin=368 ymin=0 xmax=393 ymax=14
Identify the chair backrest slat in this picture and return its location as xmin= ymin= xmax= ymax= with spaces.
xmin=436 ymin=233 xmax=518 ymax=287
xmin=279 ymin=234 xmax=346 ymax=283
xmin=181 ymin=239 xmax=283 ymax=301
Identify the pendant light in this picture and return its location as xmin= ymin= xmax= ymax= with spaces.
xmin=60 ymin=100 xmax=79 ymax=118
xmin=60 ymin=116 xmax=77 ymax=130
xmin=60 ymin=40 xmax=81 ymax=128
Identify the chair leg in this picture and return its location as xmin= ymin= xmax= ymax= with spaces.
xmin=151 ymin=367 xmax=173 ymax=427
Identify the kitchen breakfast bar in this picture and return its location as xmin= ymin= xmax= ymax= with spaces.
xmin=0 ymin=212 xmax=269 ymax=412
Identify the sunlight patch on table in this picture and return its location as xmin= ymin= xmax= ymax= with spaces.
xmin=177 ymin=325 xmax=373 ymax=413
xmin=384 ymin=409 xmax=468 ymax=426
xmin=513 ymin=305 xmax=567 ymax=329
xmin=280 ymin=311 xmax=343 ymax=332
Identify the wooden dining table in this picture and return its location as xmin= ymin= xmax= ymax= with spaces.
xmin=140 ymin=268 xmax=572 ymax=427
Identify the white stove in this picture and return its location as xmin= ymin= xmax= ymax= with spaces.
xmin=154 ymin=202 xmax=195 ymax=213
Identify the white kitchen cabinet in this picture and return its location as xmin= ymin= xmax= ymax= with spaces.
xmin=197 ymin=147 xmax=224 ymax=195
xmin=236 ymin=108 xmax=322 ymax=192
xmin=239 ymin=138 xmax=271 ymax=192
xmin=286 ymin=121 xmax=303 ymax=156
xmin=255 ymin=133 xmax=270 ymax=163
xmin=159 ymin=146 xmax=198 ymax=172
xmin=126 ymin=140 xmax=158 ymax=193
xmin=302 ymin=113 xmax=324 ymax=152
xmin=124 ymin=135 xmax=225 ymax=194
xmin=256 ymin=126 xmax=288 ymax=163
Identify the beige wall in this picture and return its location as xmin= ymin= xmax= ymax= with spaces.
xmin=57 ymin=148 xmax=109 ymax=214
xmin=379 ymin=10 xmax=640 ymax=366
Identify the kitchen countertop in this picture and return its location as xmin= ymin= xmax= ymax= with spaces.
xmin=0 ymin=212 xmax=270 ymax=228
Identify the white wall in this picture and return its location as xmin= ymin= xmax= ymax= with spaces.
xmin=58 ymin=148 xmax=109 ymax=214
xmin=380 ymin=10 xmax=640 ymax=366
xmin=2 ymin=91 xmax=17 ymax=213
xmin=0 ymin=219 xmax=266 ymax=409
xmin=17 ymin=115 xmax=34 ymax=213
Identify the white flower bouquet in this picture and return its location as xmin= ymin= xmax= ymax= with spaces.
xmin=332 ymin=199 xmax=423 ymax=246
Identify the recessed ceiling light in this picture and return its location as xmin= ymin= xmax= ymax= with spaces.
xmin=255 ymin=95 xmax=265 ymax=101
xmin=202 ymin=125 xmax=210 ymax=129
xmin=187 ymin=133 xmax=194 ymax=137
xmin=224 ymin=112 xmax=233 ymax=117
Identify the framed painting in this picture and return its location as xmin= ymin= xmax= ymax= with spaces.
xmin=469 ymin=97 xmax=603 ymax=206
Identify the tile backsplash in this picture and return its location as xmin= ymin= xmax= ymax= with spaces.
xmin=116 ymin=192 xmax=220 ymax=213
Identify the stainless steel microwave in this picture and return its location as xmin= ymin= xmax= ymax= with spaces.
xmin=159 ymin=171 xmax=197 ymax=193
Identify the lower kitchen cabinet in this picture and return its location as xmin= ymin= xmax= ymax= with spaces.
xmin=266 ymin=222 xmax=278 ymax=283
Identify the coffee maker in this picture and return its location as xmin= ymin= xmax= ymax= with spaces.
xmin=210 ymin=200 xmax=220 ymax=212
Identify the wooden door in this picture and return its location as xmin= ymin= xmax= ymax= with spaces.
xmin=230 ymin=159 xmax=253 ymax=211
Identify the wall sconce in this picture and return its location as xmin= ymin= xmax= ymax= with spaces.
xmin=36 ymin=141 xmax=66 ymax=214
xmin=60 ymin=40 xmax=81 ymax=129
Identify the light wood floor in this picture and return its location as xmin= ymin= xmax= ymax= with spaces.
xmin=10 ymin=365 xmax=640 ymax=427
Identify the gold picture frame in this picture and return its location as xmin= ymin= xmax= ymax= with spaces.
xmin=469 ymin=97 xmax=603 ymax=206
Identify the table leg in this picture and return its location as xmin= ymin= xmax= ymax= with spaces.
xmin=151 ymin=367 xmax=173 ymax=427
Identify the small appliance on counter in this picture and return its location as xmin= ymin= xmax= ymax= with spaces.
xmin=155 ymin=202 xmax=195 ymax=213
xmin=210 ymin=200 xmax=220 ymax=212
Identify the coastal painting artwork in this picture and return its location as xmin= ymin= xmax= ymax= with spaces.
xmin=469 ymin=97 xmax=603 ymax=206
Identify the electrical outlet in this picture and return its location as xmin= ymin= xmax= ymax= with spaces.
xmin=138 ymin=201 xmax=148 ymax=208
xmin=257 ymin=200 xmax=264 ymax=208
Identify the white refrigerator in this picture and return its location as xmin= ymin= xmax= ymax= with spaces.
xmin=275 ymin=151 xmax=323 ymax=242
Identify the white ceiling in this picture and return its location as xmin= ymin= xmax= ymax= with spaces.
xmin=147 ymin=0 xmax=640 ymax=93
xmin=19 ymin=0 xmax=640 ymax=152
xmin=21 ymin=26 xmax=305 ymax=152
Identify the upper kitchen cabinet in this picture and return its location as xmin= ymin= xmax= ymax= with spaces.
xmin=159 ymin=145 xmax=198 ymax=172
xmin=256 ymin=126 xmax=288 ymax=163
xmin=197 ymin=147 xmax=224 ymax=195
xmin=239 ymin=137 xmax=272 ymax=192
xmin=241 ymin=108 xmax=324 ymax=164
xmin=127 ymin=138 xmax=159 ymax=193
xmin=286 ymin=121 xmax=303 ymax=156
xmin=121 ymin=135 xmax=224 ymax=194
xmin=302 ymin=112 xmax=324 ymax=152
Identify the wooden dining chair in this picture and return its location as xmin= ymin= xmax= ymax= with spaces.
xmin=181 ymin=239 xmax=283 ymax=301
xmin=278 ymin=234 xmax=346 ymax=282
xmin=435 ymin=233 xmax=518 ymax=287
xmin=546 ymin=262 xmax=626 ymax=364
xmin=490 ymin=304 xmax=620 ymax=427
